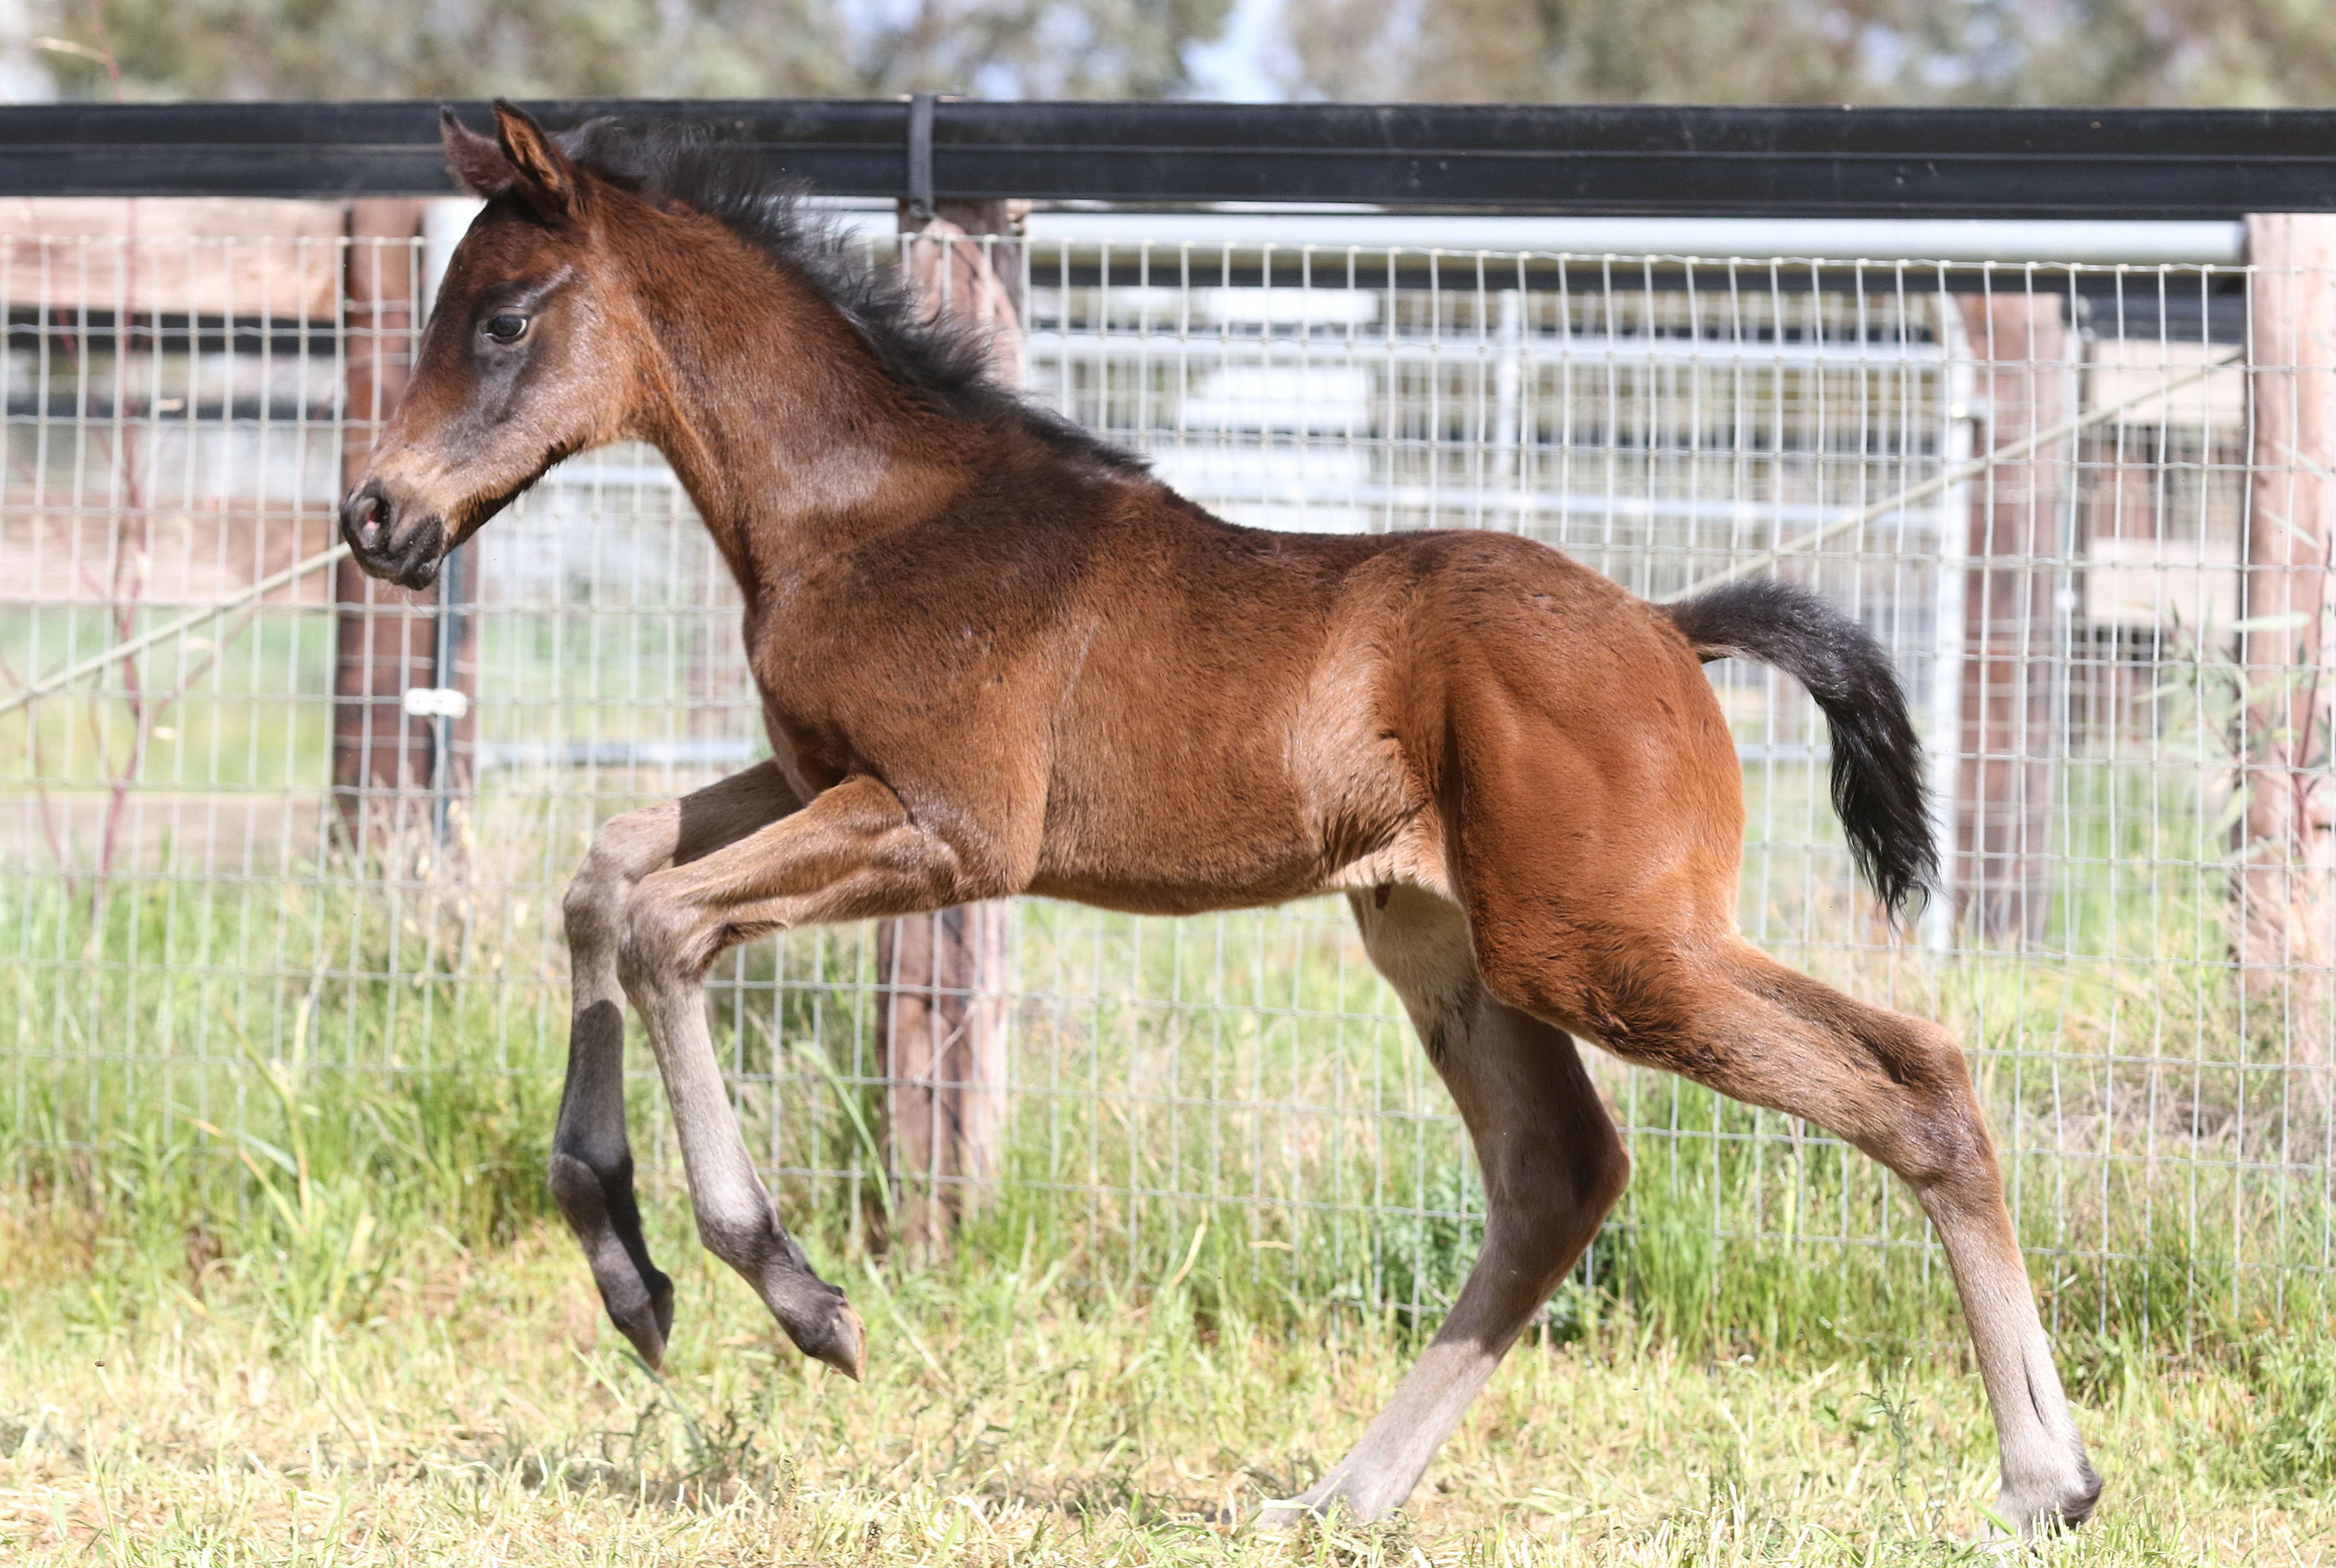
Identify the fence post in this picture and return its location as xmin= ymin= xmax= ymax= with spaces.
xmin=332 ymin=199 xmax=475 ymax=863
xmin=1951 ymin=293 xmax=2073 ymax=944
xmin=2239 ymin=215 xmax=2336 ymax=1085
xmin=873 ymin=199 xmax=1024 ymax=1259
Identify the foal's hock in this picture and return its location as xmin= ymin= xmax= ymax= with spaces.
xmin=341 ymin=101 xmax=2102 ymax=1537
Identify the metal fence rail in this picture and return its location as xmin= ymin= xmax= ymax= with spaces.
xmin=10 ymin=99 xmax=2336 ymax=215
xmin=3 ymin=200 xmax=2330 ymax=1350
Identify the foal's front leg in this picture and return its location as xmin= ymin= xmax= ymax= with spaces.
xmin=554 ymin=762 xmax=800 ymax=1367
xmin=615 ymin=772 xmax=993 ymax=1377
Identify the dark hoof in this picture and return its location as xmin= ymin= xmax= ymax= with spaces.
xmin=606 ymin=1268 xmax=675 ymax=1369
xmin=792 ymin=1297 xmax=866 ymax=1380
xmin=550 ymin=1150 xmax=675 ymax=1368
xmin=2045 ymin=1464 xmax=2104 ymax=1534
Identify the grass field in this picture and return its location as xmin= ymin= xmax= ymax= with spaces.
xmin=3 ymin=1203 xmax=2331 ymax=1566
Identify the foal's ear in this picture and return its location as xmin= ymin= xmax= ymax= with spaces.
xmin=491 ymin=99 xmax=583 ymax=222
xmin=441 ymin=107 xmax=515 ymax=199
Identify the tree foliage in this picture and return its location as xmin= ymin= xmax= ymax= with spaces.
xmin=29 ymin=0 xmax=1234 ymax=101
xmin=27 ymin=0 xmax=2335 ymax=115
xmin=1278 ymin=0 xmax=2336 ymax=106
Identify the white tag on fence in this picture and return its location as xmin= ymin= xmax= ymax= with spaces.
xmin=400 ymin=686 xmax=470 ymax=719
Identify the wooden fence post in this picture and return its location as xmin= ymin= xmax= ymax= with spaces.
xmin=873 ymin=199 xmax=1025 ymax=1259
xmin=332 ymin=199 xmax=474 ymax=863
xmin=2239 ymin=214 xmax=2336 ymax=1089
xmin=1952 ymin=293 xmax=2073 ymax=945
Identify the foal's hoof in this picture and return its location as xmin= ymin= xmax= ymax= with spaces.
xmin=602 ymin=1271 xmax=677 ymax=1364
xmin=790 ymin=1297 xmax=866 ymax=1381
xmin=1253 ymin=1482 xmax=1380 ymax=1534
xmin=618 ymin=1318 xmax=668 ymax=1370
xmin=1252 ymin=1477 xmax=1392 ymax=1532
xmin=1251 ymin=1501 xmax=1321 ymax=1535
xmin=605 ymin=1270 xmax=676 ymax=1369
xmin=1996 ymin=1461 xmax=2104 ymax=1539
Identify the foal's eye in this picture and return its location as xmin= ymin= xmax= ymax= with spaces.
xmin=482 ymin=312 xmax=529 ymax=344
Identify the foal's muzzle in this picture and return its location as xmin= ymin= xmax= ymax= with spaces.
xmin=341 ymin=479 xmax=446 ymax=591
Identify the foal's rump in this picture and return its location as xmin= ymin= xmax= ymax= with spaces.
xmin=1387 ymin=534 xmax=1934 ymax=977
xmin=1418 ymin=541 xmax=1753 ymax=935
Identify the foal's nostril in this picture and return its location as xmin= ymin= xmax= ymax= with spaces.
xmin=342 ymin=484 xmax=387 ymax=550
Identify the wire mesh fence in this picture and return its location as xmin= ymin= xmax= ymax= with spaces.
xmin=3 ymin=200 xmax=2330 ymax=1353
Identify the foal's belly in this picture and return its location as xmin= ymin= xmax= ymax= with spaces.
xmin=1023 ymin=824 xmax=1335 ymax=916
xmin=1021 ymin=588 xmax=1440 ymax=913
xmin=1023 ymin=780 xmax=1447 ymax=917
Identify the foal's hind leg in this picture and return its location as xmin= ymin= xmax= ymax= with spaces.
xmin=553 ymin=761 xmax=799 ymax=1366
xmin=1476 ymin=925 xmax=2100 ymax=1536
xmin=1258 ymin=886 xmax=1629 ymax=1527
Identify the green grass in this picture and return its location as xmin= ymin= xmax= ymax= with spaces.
xmin=0 ymin=1211 xmax=2328 ymax=1563
xmin=0 ymin=607 xmax=337 ymax=797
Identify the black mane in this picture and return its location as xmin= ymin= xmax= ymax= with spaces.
xmin=555 ymin=118 xmax=1143 ymax=476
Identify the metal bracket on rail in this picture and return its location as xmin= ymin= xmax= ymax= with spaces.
xmin=905 ymin=92 xmax=936 ymax=225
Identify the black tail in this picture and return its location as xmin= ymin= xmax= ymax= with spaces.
xmin=1666 ymin=579 xmax=1936 ymax=922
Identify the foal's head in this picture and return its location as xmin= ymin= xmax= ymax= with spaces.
xmin=341 ymin=104 xmax=662 ymax=590
xmin=345 ymin=104 xmax=1135 ymax=591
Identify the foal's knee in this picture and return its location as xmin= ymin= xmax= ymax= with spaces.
xmin=1543 ymin=1115 xmax=1630 ymax=1225
xmin=614 ymin=891 xmax=708 ymax=994
xmin=565 ymin=806 xmax=674 ymax=948
xmin=1580 ymin=1118 xmax=1632 ymax=1219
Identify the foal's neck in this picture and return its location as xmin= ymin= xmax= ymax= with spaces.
xmin=632 ymin=254 xmax=978 ymax=588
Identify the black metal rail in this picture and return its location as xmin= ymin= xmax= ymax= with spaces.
xmin=0 ymin=99 xmax=2333 ymax=215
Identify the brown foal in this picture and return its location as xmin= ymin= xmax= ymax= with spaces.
xmin=343 ymin=103 xmax=2101 ymax=1535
